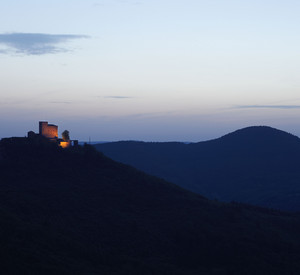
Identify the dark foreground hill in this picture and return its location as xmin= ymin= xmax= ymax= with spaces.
xmin=2 ymin=137 xmax=300 ymax=274
xmin=95 ymin=126 xmax=300 ymax=212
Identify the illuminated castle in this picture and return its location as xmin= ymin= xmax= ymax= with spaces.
xmin=28 ymin=121 xmax=77 ymax=148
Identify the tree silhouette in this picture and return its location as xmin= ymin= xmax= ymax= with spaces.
xmin=62 ymin=130 xmax=70 ymax=141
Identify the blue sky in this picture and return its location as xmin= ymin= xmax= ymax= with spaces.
xmin=1 ymin=0 xmax=300 ymax=141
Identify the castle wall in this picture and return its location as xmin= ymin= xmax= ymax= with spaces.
xmin=39 ymin=122 xmax=58 ymax=139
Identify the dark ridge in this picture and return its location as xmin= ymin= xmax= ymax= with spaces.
xmin=95 ymin=126 xmax=300 ymax=211
xmin=2 ymin=137 xmax=300 ymax=274
xmin=218 ymin=126 xmax=300 ymax=145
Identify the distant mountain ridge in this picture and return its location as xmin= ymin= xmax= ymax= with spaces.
xmin=219 ymin=126 xmax=300 ymax=147
xmin=95 ymin=126 xmax=300 ymax=211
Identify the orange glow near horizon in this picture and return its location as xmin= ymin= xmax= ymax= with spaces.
xmin=59 ymin=141 xmax=70 ymax=148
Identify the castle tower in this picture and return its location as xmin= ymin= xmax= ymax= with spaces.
xmin=39 ymin=121 xmax=58 ymax=139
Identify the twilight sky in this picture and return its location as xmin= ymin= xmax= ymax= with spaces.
xmin=1 ymin=0 xmax=300 ymax=141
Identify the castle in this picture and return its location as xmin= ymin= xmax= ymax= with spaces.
xmin=28 ymin=121 xmax=77 ymax=148
xmin=39 ymin=121 xmax=58 ymax=140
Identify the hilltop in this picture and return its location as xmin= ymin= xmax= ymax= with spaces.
xmin=1 ymin=137 xmax=300 ymax=273
xmin=95 ymin=126 xmax=300 ymax=211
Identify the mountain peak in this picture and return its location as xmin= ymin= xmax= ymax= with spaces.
xmin=219 ymin=126 xmax=299 ymax=145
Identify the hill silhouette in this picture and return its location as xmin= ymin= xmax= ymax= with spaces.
xmin=95 ymin=126 xmax=300 ymax=211
xmin=2 ymin=137 xmax=300 ymax=273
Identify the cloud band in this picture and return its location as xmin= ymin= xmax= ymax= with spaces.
xmin=234 ymin=105 xmax=300 ymax=110
xmin=0 ymin=32 xmax=89 ymax=55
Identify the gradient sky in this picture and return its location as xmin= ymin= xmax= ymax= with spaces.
xmin=1 ymin=0 xmax=300 ymax=141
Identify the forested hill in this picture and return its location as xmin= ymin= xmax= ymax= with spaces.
xmin=95 ymin=126 xmax=300 ymax=212
xmin=2 ymin=137 xmax=300 ymax=274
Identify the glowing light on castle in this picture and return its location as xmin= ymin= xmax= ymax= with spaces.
xmin=59 ymin=141 xmax=70 ymax=148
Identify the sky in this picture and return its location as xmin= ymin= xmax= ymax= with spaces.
xmin=0 ymin=0 xmax=300 ymax=141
